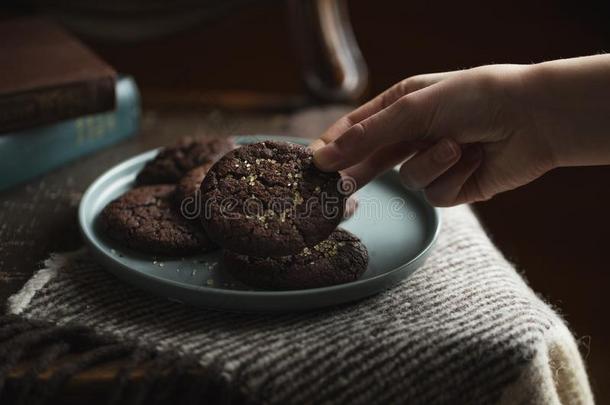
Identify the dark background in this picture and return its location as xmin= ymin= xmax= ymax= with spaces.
xmin=3 ymin=0 xmax=610 ymax=402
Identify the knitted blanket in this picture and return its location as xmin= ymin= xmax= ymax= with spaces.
xmin=5 ymin=205 xmax=593 ymax=404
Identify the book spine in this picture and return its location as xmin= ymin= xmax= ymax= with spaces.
xmin=0 ymin=75 xmax=116 ymax=134
xmin=0 ymin=76 xmax=140 ymax=191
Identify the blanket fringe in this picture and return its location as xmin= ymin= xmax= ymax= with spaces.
xmin=0 ymin=314 xmax=248 ymax=405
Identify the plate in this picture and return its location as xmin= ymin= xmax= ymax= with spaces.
xmin=79 ymin=135 xmax=440 ymax=312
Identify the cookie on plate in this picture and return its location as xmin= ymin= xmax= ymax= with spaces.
xmin=174 ymin=164 xmax=213 ymax=220
xmin=223 ymin=228 xmax=368 ymax=290
xmin=101 ymin=185 xmax=215 ymax=255
xmin=200 ymin=141 xmax=348 ymax=257
xmin=136 ymin=136 xmax=235 ymax=185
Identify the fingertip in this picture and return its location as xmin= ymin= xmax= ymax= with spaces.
xmin=341 ymin=165 xmax=369 ymax=191
xmin=423 ymin=143 xmax=484 ymax=207
xmin=313 ymin=143 xmax=344 ymax=172
xmin=398 ymin=161 xmax=417 ymax=190
xmin=308 ymin=138 xmax=327 ymax=152
xmin=423 ymin=188 xmax=454 ymax=207
xmin=343 ymin=195 xmax=359 ymax=220
xmin=398 ymin=138 xmax=461 ymax=191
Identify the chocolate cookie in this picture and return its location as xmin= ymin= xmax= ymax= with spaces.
xmin=136 ymin=136 xmax=235 ymax=185
xmin=223 ymin=228 xmax=368 ymax=290
xmin=101 ymin=185 xmax=215 ymax=255
xmin=175 ymin=164 xmax=212 ymax=219
xmin=200 ymin=141 xmax=348 ymax=257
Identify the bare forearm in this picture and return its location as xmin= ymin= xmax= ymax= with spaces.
xmin=522 ymin=54 xmax=610 ymax=167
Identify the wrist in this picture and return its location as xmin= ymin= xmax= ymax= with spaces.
xmin=521 ymin=62 xmax=582 ymax=170
xmin=521 ymin=56 xmax=610 ymax=168
xmin=501 ymin=63 xmax=561 ymax=171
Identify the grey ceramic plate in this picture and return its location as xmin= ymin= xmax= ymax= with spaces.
xmin=79 ymin=135 xmax=440 ymax=312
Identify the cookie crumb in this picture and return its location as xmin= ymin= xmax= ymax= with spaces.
xmin=293 ymin=192 xmax=303 ymax=205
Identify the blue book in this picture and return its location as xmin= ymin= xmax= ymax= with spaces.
xmin=0 ymin=76 xmax=140 ymax=191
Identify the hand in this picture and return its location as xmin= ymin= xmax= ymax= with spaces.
xmin=310 ymin=55 xmax=610 ymax=206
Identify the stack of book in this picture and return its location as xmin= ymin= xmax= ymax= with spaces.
xmin=0 ymin=18 xmax=141 ymax=191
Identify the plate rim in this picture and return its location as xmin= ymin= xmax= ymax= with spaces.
xmin=78 ymin=135 xmax=441 ymax=300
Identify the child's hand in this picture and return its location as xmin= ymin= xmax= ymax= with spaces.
xmin=311 ymin=55 xmax=610 ymax=206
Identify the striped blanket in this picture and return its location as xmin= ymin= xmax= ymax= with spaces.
xmin=6 ymin=205 xmax=593 ymax=404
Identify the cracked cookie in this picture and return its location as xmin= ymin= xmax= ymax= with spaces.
xmin=101 ymin=185 xmax=216 ymax=255
xmin=223 ymin=228 xmax=368 ymax=290
xmin=200 ymin=141 xmax=348 ymax=257
xmin=175 ymin=164 xmax=212 ymax=219
xmin=136 ymin=136 xmax=235 ymax=185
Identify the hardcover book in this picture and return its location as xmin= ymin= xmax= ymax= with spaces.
xmin=0 ymin=76 xmax=140 ymax=191
xmin=0 ymin=17 xmax=117 ymax=134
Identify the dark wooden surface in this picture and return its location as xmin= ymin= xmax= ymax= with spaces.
xmin=2 ymin=0 xmax=610 ymax=402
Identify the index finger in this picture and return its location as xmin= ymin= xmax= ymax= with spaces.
xmin=313 ymin=84 xmax=440 ymax=171
xmin=309 ymin=70 xmax=459 ymax=152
